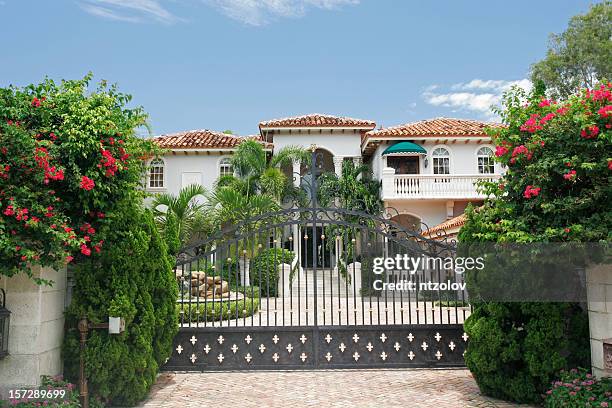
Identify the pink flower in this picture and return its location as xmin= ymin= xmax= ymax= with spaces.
xmin=539 ymin=112 xmax=555 ymax=125
xmin=80 ymin=244 xmax=91 ymax=256
xmin=581 ymin=125 xmax=600 ymax=139
xmin=538 ymin=99 xmax=552 ymax=107
xmin=563 ymin=170 xmax=577 ymax=180
xmin=523 ymin=185 xmax=541 ymax=199
xmin=495 ymin=146 xmax=509 ymax=157
xmin=80 ymin=176 xmax=95 ymax=191
xmin=520 ymin=114 xmax=543 ymax=133
xmin=602 ymin=402 xmax=609 ymax=408
xmin=598 ymin=105 xmax=612 ymax=118
xmin=66 ymin=256 xmax=74 ymax=263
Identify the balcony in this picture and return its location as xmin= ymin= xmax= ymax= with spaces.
xmin=381 ymin=168 xmax=501 ymax=200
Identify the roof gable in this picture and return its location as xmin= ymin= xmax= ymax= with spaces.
xmin=259 ymin=113 xmax=376 ymax=129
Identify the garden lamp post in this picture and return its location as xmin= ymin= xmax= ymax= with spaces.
xmin=0 ymin=288 xmax=10 ymax=359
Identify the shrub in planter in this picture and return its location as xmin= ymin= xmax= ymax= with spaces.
xmin=63 ymin=207 xmax=178 ymax=407
xmin=250 ymin=248 xmax=295 ymax=297
xmin=460 ymin=83 xmax=610 ymax=403
xmin=178 ymin=297 xmax=260 ymax=323
xmin=544 ymin=368 xmax=612 ymax=407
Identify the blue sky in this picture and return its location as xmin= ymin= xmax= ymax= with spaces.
xmin=0 ymin=0 xmax=594 ymax=136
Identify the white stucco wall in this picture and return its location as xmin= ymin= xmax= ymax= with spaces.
xmin=587 ymin=264 xmax=612 ymax=378
xmin=271 ymin=130 xmax=362 ymax=158
xmin=146 ymin=153 xmax=232 ymax=198
xmin=385 ymin=200 xmax=449 ymax=230
xmin=370 ymin=139 xmax=501 ymax=177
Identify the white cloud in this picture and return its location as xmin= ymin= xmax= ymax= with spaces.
xmin=423 ymin=78 xmax=532 ymax=119
xmin=78 ymin=0 xmax=179 ymax=24
xmin=204 ymin=0 xmax=359 ymax=26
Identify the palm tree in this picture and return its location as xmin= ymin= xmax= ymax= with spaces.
xmin=227 ymin=139 xmax=309 ymax=201
xmin=206 ymin=186 xmax=280 ymax=285
xmin=152 ymin=184 xmax=208 ymax=255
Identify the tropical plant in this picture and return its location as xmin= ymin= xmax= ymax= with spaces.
xmin=459 ymin=83 xmax=611 ymax=403
xmin=152 ymin=183 xmax=208 ymax=254
xmin=317 ymin=159 xmax=382 ymax=214
xmin=531 ymin=1 xmax=612 ymax=100
xmin=226 ymin=139 xmax=309 ymax=201
xmin=0 ymin=74 xmax=155 ymax=281
xmin=317 ymin=160 xmax=383 ymax=279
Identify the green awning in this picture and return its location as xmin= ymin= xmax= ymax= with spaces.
xmin=382 ymin=141 xmax=427 ymax=156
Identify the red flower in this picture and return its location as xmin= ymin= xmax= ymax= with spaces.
xmin=66 ymin=256 xmax=74 ymax=263
xmin=31 ymin=97 xmax=41 ymax=107
xmin=564 ymin=228 xmax=571 ymax=233
xmin=64 ymin=226 xmax=73 ymax=233
xmin=581 ymin=125 xmax=600 ymax=139
xmin=80 ymin=176 xmax=95 ymax=191
xmin=538 ymin=99 xmax=552 ymax=107
xmin=608 ymin=160 xmax=612 ymax=171
xmin=523 ymin=185 xmax=541 ymax=199
xmin=495 ymin=146 xmax=509 ymax=157
xmin=87 ymin=227 xmax=96 ymax=234
xmin=520 ymin=114 xmax=543 ymax=133
xmin=80 ymin=244 xmax=91 ymax=256
xmin=563 ymin=170 xmax=577 ymax=180
xmin=3 ymin=205 xmax=15 ymax=216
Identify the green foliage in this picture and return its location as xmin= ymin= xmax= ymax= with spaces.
xmin=152 ymin=183 xmax=208 ymax=253
xmin=318 ymin=160 xmax=382 ymax=214
xmin=0 ymin=74 xmax=156 ymax=280
xmin=544 ymin=368 xmax=612 ymax=407
xmin=531 ymin=1 xmax=612 ymax=99
xmin=464 ymin=303 xmax=589 ymax=404
xmin=178 ymin=298 xmax=260 ymax=323
xmin=63 ymin=208 xmax=178 ymax=407
xmin=250 ymin=248 xmax=295 ymax=297
xmin=459 ymin=84 xmax=608 ymax=403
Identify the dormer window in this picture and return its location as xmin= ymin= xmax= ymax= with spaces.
xmin=148 ymin=158 xmax=164 ymax=188
xmin=432 ymin=147 xmax=450 ymax=175
xmin=477 ymin=147 xmax=495 ymax=174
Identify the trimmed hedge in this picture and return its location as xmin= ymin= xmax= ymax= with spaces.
xmin=178 ymin=297 xmax=260 ymax=323
xmin=250 ymin=248 xmax=295 ymax=297
xmin=63 ymin=207 xmax=178 ymax=407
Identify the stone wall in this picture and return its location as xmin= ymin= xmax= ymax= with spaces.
xmin=587 ymin=264 xmax=612 ymax=378
xmin=0 ymin=266 xmax=66 ymax=395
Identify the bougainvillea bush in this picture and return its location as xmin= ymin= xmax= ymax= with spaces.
xmin=544 ymin=368 xmax=612 ymax=407
xmin=460 ymin=83 xmax=611 ymax=403
xmin=0 ymin=75 xmax=155 ymax=281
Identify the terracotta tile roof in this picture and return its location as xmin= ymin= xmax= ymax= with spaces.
xmin=259 ymin=114 xmax=376 ymax=129
xmin=366 ymin=118 xmax=499 ymax=138
xmin=153 ymin=130 xmax=272 ymax=150
xmin=424 ymin=213 xmax=467 ymax=236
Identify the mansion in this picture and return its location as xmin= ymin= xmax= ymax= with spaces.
xmin=149 ymin=114 xmax=502 ymax=235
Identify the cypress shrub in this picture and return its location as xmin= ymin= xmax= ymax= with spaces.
xmin=63 ymin=206 xmax=178 ymax=406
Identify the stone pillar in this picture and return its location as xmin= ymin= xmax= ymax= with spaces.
xmin=0 ymin=266 xmax=67 ymax=395
xmin=587 ymin=264 xmax=612 ymax=378
xmin=333 ymin=156 xmax=344 ymax=177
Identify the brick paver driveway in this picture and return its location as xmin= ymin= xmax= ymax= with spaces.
xmin=140 ymin=369 xmax=535 ymax=408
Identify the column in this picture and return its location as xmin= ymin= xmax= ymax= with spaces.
xmin=446 ymin=201 xmax=455 ymax=220
xmin=333 ymin=156 xmax=344 ymax=177
xmin=292 ymin=160 xmax=301 ymax=187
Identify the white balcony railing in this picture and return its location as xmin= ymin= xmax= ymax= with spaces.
xmin=381 ymin=169 xmax=501 ymax=200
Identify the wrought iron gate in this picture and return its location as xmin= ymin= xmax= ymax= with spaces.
xmin=163 ymin=151 xmax=469 ymax=371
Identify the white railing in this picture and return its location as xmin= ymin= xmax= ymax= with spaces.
xmin=381 ymin=170 xmax=501 ymax=200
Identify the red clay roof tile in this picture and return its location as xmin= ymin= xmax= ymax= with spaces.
xmin=259 ymin=113 xmax=376 ymax=129
xmin=153 ymin=130 xmax=272 ymax=149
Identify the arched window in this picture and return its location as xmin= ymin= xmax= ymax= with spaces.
xmin=432 ymin=147 xmax=450 ymax=175
xmin=219 ymin=158 xmax=233 ymax=177
xmin=148 ymin=158 xmax=164 ymax=188
xmin=477 ymin=147 xmax=495 ymax=174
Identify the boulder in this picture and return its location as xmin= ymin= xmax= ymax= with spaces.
xmin=213 ymin=276 xmax=223 ymax=284
xmin=205 ymin=276 xmax=215 ymax=285
xmin=214 ymin=281 xmax=229 ymax=294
